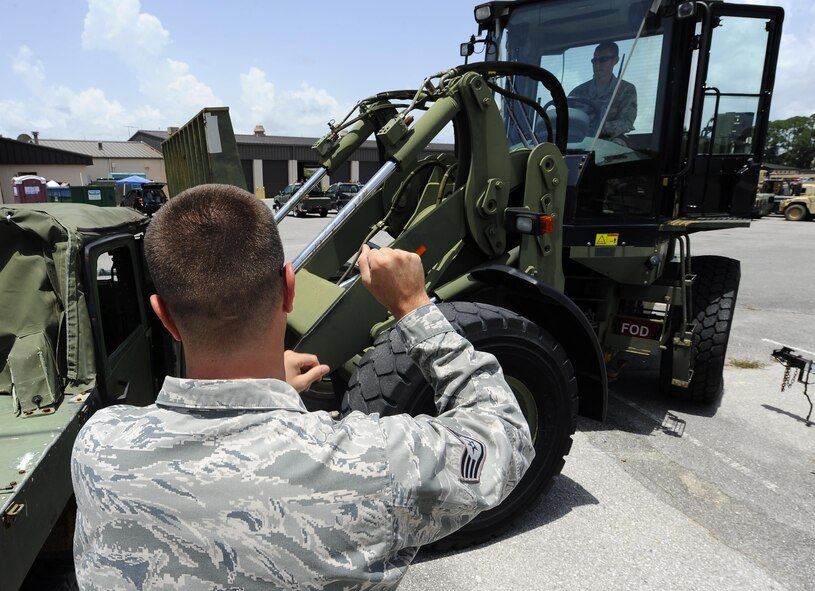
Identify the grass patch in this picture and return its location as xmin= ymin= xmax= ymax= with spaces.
xmin=728 ymin=358 xmax=766 ymax=369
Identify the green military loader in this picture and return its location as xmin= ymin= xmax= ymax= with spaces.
xmin=213 ymin=0 xmax=780 ymax=548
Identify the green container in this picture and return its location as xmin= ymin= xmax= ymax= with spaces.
xmin=162 ymin=107 xmax=247 ymax=197
xmin=69 ymin=185 xmax=118 ymax=207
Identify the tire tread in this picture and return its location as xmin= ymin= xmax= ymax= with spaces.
xmin=342 ymin=302 xmax=578 ymax=549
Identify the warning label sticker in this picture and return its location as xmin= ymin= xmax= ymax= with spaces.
xmin=595 ymin=233 xmax=619 ymax=246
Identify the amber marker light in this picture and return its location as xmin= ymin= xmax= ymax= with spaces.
xmin=539 ymin=215 xmax=555 ymax=234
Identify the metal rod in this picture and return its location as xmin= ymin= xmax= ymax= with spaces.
xmin=292 ymin=160 xmax=397 ymax=271
xmin=274 ymin=168 xmax=328 ymax=223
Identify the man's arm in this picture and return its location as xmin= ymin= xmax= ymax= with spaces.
xmin=385 ymin=306 xmax=534 ymax=548
xmin=603 ymin=81 xmax=637 ymax=138
xmin=357 ymin=246 xmax=535 ymax=549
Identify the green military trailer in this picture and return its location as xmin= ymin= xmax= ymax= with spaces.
xmin=0 ymin=204 xmax=181 ymax=589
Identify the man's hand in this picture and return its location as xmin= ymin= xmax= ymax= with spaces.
xmin=358 ymin=245 xmax=431 ymax=320
xmin=284 ymin=351 xmax=330 ymax=393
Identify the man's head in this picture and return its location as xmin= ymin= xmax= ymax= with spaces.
xmin=591 ymin=42 xmax=620 ymax=84
xmin=144 ymin=184 xmax=287 ymax=351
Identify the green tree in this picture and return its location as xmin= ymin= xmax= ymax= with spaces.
xmin=765 ymin=115 xmax=815 ymax=168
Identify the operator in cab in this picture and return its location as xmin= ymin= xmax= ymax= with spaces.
xmin=570 ymin=41 xmax=637 ymax=144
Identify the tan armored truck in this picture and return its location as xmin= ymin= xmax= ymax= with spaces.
xmin=778 ymin=183 xmax=815 ymax=221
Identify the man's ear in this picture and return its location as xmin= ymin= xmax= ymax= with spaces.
xmin=282 ymin=263 xmax=295 ymax=314
xmin=150 ymin=294 xmax=182 ymax=342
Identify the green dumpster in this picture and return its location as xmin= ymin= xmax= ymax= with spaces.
xmin=69 ymin=185 xmax=118 ymax=207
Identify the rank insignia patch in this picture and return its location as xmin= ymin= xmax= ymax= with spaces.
xmin=448 ymin=428 xmax=486 ymax=483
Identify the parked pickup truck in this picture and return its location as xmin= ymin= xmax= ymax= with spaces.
xmin=274 ymin=182 xmax=335 ymax=217
xmin=325 ymin=182 xmax=362 ymax=210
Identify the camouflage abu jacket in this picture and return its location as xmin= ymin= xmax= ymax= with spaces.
xmin=569 ymin=74 xmax=638 ymax=140
xmin=71 ymin=304 xmax=535 ymax=590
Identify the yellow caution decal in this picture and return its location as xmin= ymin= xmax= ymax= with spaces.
xmin=595 ymin=233 xmax=619 ymax=246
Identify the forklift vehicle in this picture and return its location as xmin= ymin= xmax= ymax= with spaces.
xmin=212 ymin=0 xmax=778 ymax=548
xmin=160 ymin=0 xmax=785 ymax=548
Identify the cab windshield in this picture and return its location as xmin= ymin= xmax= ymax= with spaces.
xmin=497 ymin=0 xmax=661 ymax=166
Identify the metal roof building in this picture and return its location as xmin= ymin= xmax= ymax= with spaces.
xmin=37 ymin=139 xmax=163 ymax=159
xmin=131 ymin=127 xmax=454 ymax=198
xmin=0 ymin=137 xmax=92 ymax=203
xmin=37 ymin=139 xmax=166 ymax=185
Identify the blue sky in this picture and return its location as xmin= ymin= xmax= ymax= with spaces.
xmin=1 ymin=0 xmax=813 ymax=142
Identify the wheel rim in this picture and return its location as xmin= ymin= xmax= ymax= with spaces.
xmin=506 ymin=375 xmax=539 ymax=444
xmin=787 ymin=206 xmax=804 ymax=221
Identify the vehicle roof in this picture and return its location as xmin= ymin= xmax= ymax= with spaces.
xmin=0 ymin=203 xmax=148 ymax=236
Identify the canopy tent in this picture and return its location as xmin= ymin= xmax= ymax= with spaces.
xmin=115 ymin=175 xmax=151 ymax=184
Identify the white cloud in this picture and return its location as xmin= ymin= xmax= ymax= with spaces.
xmin=235 ymin=67 xmax=348 ymax=137
xmin=12 ymin=46 xmax=46 ymax=86
xmin=239 ymin=67 xmax=277 ymax=126
xmin=64 ymin=87 xmax=127 ymax=129
xmin=0 ymin=84 xmax=127 ymax=139
xmin=81 ymin=0 xmax=219 ymax=125
xmin=1 ymin=0 xmax=213 ymax=139
xmin=0 ymin=99 xmax=32 ymax=138
xmin=1 ymin=40 xmax=172 ymax=140
xmin=274 ymin=83 xmax=344 ymax=132
xmin=741 ymin=0 xmax=815 ymax=119
xmin=81 ymin=0 xmax=168 ymax=59
xmin=771 ymin=31 xmax=815 ymax=119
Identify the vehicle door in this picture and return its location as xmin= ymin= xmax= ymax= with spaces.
xmin=83 ymin=234 xmax=156 ymax=406
xmin=683 ymin=3 xmax=784 ymax=216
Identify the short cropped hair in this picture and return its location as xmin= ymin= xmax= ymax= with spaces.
xmin=144 ymin=184 xmax=285 ymax=347
xmin=595 ymin=42 xmax=620 ymax=57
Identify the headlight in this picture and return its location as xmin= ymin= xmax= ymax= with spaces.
xmin=474 ymin=4 xmax=492 ymax=22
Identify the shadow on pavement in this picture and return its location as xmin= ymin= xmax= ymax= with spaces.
xmin=580 ymin=353 xmax=722 ymax=438
xmin=412 ymin=474 xmax=598 ymax=564
xmin=762 ymin=404 xmax=813 ymax=426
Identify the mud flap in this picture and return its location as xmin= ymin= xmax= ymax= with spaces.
xmin=669 ymin=330 xmax=693 ymax=388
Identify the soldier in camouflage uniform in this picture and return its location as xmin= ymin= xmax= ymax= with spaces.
xmin=71 ymin=184 xmax=535 ymax=590
xmin=569 ymin=41 xmax=638 ymax=143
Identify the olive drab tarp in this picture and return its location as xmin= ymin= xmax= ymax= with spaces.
xmin=0 ymin=203 xmax=148 ymax=414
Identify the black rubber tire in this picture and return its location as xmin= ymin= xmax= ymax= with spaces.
xmin=341 ymin=302 xmax=578 ymax=549
xmin=784 ymin=203 xmax=808 ymax=221
xmin=662 ymin=256 xmax=740 ymax=403
xmin=319 ymin=208 xmax=328 ymax=217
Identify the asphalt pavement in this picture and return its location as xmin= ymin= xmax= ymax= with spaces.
xmin=276 ymin=208 xmax=814 ymax=591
